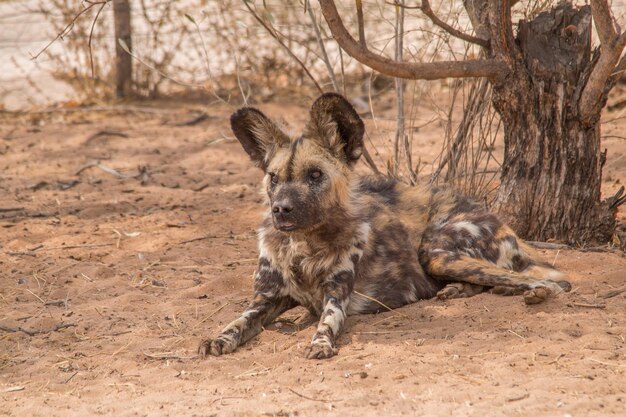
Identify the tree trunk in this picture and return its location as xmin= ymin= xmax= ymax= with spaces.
xmin=491 ymin=3 xmax=616 ymax=245
xmin=113 ymin=0 xmax=132 ymax=98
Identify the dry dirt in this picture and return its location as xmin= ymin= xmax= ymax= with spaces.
xmin=0 ymin=97 xmax=625 ymax=417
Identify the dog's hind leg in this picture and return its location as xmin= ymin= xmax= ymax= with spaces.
xmin=419 ymin=205 xmax=570 ymax=304
xmin=420 ymin=250 xmax=570 ymax=304
xmin=437 ymin=282 xmax=486 ymax=300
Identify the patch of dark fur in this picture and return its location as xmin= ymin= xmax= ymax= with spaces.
xmin=254 ymin=258 xmax=285 ymax=296
xmin=325 ymin=271 xmax=354 ymax=299
xmin=357 ymin=176 xmax=398 ymax=205
xmin=221 ymin=327 xmax=240 ymax=338
xmin=315 ymin=325 xmax=335 ymax=341
xmin=450 ymin=195 xmax=482 ymax=217
xmin=512 ymin=254 xmax=532 ymax=271
xmin=285 ymin=136 xmax=304 ymax=181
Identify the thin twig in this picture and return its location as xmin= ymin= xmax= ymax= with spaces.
xmin=526 ymin=241 xmax=570 ymax=250
xmin=287 ymin=387 xmax=341 ymax=403
xmin=110 ymin=341 xmax=131 ymax=357
xmin=243 ymin=1 xmax=323 ymax=93
xmin=506 ymin=393 xmax=529 ymax=402
xmin=30 ymin=1 xmax=111 ymax=61
xmin=26 ymin=105 xmax=177 ymax=115
xmin=4 ymin=250 xmax=37 ymax=257
xmin=600 ymin=286 xmax=626 ymax=299
xmin=117 ymin=38 xmax=200 ymax=89
xmin=386 ymin=0 xmax=490 ymax=48
xmin=307 ymin=5 xmax=339 ymax=92
xmin=84 ymin=129 xmax=129 ymax=145
xmin=0 ymin=207 xmax=24 ymax=213
xmin=232 ymin=52 xmax=249 ymax=106
xmin=175 ymin=113 xmax=209 ymax=127
xmin=75 ymin=161 xmax=130 ymax=178
xmin=393 ymin=0 xmax=405 ymax=176
xmin=39 ymin=243 xmax=113 ymax=251
xmin=0 ymin=322 xmax=76 ymax=336
xmin=319 ymin=0 xmax=506 ymax=78
xmin=87 ymin=1 xmax=107 ymax=77
xmin=3 ymin=386 xmax=25 ymax=393
xmin=355 ymin=0 xmax=366 ymax=47
xmin=25 ymin=289 xmax=45 ymax=304
xmin=63 ymin=371 xmax=79 ymax=384
xmin=45 ymin=299 xmax=68 ymax=307
xmin=352 ymin=290 xmax=412 ymax=320
xmin=588 ymin=358 xmax=626 ymax=367
xmin=184 ymin=12 xmax=229 ymax=105
xmin=354 ymin=330 xmax=422 ymax=334
xmin=143 ymin=352 xmax=198 ymax=360
xmin=196 ymin=302 xmax=231 ymax=326
xmin=179 ymin=234 xmax=228 ymax=245
xmin=567 ymin=302 xmax=606 ymax=309
xmin=508 ymin=329 xmax=525 ymax=339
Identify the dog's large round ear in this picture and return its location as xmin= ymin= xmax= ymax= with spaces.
xmin=230 ymin=108 xmax=290 ymax=170
xmin=305 ymin=93 xmax=364 ymax=165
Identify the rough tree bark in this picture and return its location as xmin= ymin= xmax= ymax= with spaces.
xmin=473 ymin=1 xmax=624 ymax=244
xmin=319 ymin=0 xmax=626 ymax=245
xmin=113 ymin=0 xmax=132 ymax=98
xmin=487 ymin=4 xmax=620 ymax=243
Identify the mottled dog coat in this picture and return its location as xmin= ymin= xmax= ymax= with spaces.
xmin=199 ymin=93 xmax=571 ymax=359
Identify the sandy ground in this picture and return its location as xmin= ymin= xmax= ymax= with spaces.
xmin=0 ymin=97 xmax=625 ymax=417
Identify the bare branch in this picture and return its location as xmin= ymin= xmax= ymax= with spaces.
xmin=463 ymin=0 xmax=490 ymax=42
xmin=393 ymin=0 xmax=405 ymax=174
xmin=488 ymin=0 xmax=516 ymax=57
xmin=355 ymin=0 xmax=366 ymax=47
xmin=30 ymin=0 xmax=111 ymax=62
xmin=615 ymin=52 xmax=626 ymax=79
xmin=580 ymin=0 xmax=626 ymax=120
xmin=88 ymin=1 xmax=108 ymax=77
xmin=591 ymin=0 xmax=617 ymax=45
xmin=319 ymin=0 xmax=507 ymax=80
xmin=307 ymin=6 xmax=340 ymax=92
xmin=422 ymin=0 xmax=489 ymax=48
xmin=0 ymin=322 xmax=76 ymax=336
xmin=464 ymin=1 xmax=517 ymax=59
xmin=388 ymin=0 xmax=490 ymax=48
xmin=243 ymin=1 xmax=323 ymax=93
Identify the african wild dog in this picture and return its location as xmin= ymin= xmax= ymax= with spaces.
xmin=198 ymin=93 xmax=571 ymax=360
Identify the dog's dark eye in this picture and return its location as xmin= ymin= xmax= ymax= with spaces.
xmin=309 ymin=169 xmax=322 ymax=181
xmin=269 ymin=173 xmax=278 ymax=184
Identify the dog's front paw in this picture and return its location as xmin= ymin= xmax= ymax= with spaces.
xmin=198 ymin=335 xmax=237 ymax=357
xmin=305 ymin=341 xmax=337 ymax=360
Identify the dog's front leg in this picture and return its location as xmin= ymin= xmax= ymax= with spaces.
xmin=198 ymin=295 xmax=294 ymax=357
xmin=199 ymin=259 xmax=296 ymax=357
xmin=305 ymin=269 xmax=354 ymax=359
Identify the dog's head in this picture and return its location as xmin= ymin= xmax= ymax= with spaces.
xmin=230 ymin=93 xmax=364 ymax=233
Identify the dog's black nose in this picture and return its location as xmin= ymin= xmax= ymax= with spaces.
xmin=272 ymin=200 xmax=293 ymax=214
